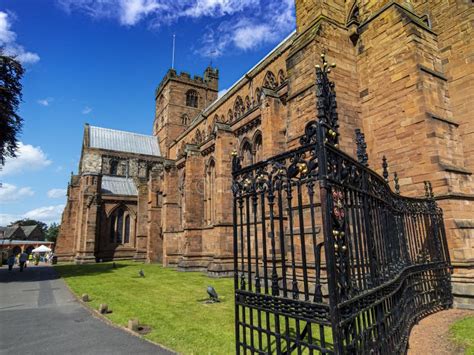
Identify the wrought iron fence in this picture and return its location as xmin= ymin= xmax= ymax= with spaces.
xmin=231 ymin=55 xmax=452 ymax=354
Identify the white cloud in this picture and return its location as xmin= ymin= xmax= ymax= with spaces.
xmin=47 ymin=188 xmax=67 ymax=199
xmin=82 ymin=106 xmax=92 ymax=114
xmin=0 ymin=11 xmax=16 ymax=43
xmin=183 ymin=0 xmax=256 ymax=18
xmin=37 ymin=98 xmax=54 ymax=107
xmin=120 ymin=0 xmax=166 ymax=26
xmin=0 ymin=11 xmax=40 ymax=64
xmin=0 ymin=183 xmax=34 ymax=203
xmin=56 ymin=0 xmax=295 ymax=55
xmin=23 ymin=205 xmax=65 ymax=224
xmin=0 ymin=204 xmax=64 ymax=226
xmin=0 ymin=142 xmax=52 ymax=177
xmin=0 ymin=213 xmax=22 ymax=226
xmin=232 ymin=22 xmax=276 ymax=50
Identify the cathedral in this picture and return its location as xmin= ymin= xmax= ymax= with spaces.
xmin=56 ymin=0 xmax=474 ymax=307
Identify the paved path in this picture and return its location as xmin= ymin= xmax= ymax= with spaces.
xmin=0 ymin=264 xmax=173 ymax=355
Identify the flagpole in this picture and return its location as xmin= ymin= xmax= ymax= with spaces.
xmin=172 ymin=34 xmax=176 ymax=69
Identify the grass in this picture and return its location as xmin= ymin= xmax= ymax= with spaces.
xmin=450 ymin=315 xmax=474 ymax=355
xmin=55 ymin=262 xmax=235 ymax=354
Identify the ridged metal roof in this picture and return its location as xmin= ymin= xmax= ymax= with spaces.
xmin=89 ymin=126 xmax=160 ymax=156
xmin=101 ymin=176 xmax=138 ymax=196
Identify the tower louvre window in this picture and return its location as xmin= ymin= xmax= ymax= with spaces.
xmin=186 ymin=89 xmax=198 ymax=108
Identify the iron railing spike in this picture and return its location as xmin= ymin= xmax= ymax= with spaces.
xmin=394 ymin=172 xmax=400 ymax=194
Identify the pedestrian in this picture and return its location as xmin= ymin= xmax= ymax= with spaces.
xmin=19 ymin=251 xmax=28 ymax=272
xmin=7 ymin=254 xmax=15 ymax=271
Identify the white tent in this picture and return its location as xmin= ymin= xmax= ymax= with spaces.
xmin=32 ymin=245 xmax=52 ymax=253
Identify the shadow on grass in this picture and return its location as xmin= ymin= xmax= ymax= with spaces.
xmin=54 ymin=262 xmax=130 ymax=278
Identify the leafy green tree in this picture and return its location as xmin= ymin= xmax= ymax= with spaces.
xmin=0 ymin=50 xmax=24 ymax=165
xmin=46 ymin=223 xmax=60 ymax=243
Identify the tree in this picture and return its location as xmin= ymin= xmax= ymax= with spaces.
xmin=46 ymin=223 xmax=60 ymax=243
xmin=0 ymin=50 xmax=24 ymax=165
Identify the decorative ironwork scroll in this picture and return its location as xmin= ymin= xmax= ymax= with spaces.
xmin=232 ymin=55 xmax=452 ymax=355
xmin=355 ymin=128 xmax=368 ymax=166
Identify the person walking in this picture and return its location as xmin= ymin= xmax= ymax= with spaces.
xmin=7 ymin=254 xmax=15 ymax=271
xmin=19 ymin=251 xmax=28 ymax=272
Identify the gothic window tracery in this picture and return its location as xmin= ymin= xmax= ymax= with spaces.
xmin=245 ymin=96 xmax=251 ymax=110
xmin=228 ymin=109 xmax=233 ymax=123
xmin=186 ymin=89 xmax=199 ymax=108
xmin=263 ymin=71 xmax=277 ymax=89
xmin=234 ymin=96 xmax=245 ymax=119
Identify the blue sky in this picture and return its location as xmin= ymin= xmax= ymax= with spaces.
xmin=0 ymin=0 xmax=295 ymax=226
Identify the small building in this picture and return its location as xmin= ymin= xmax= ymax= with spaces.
xmin=2 ymin=224 xmax=45 ymax=242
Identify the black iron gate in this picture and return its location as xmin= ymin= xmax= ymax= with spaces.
xmin=231 ymin=55 xmax=452 ymax=354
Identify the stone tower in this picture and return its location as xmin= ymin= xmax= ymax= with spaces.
xmin=290 ymin=0 xmax=473 ymax=307
xmin=154 ymin=67 xmax=219 ymax=158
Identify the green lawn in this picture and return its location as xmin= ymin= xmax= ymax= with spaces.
xmin=55 ymin=262 xmax=235 ymax=354
xmin=450 ymin=315 xmax=474 ymax=355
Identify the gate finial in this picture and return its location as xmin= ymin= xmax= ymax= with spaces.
xmin=382 ymin=156 xmax=389 ymax=182
xmin=316 ymin=53 xmax=338 ymax=145
xmin=394 ymin=172 xmax=400 ymax=194
xmin=355 ymin=129 xmax=369 ymax=167
xmin=424 ymin=181 xmax=430 ymax=198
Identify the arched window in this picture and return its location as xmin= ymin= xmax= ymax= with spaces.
xmin=234 ymin=96 xmax=244 ymax=119
xmin=194 ymin=129 xmax=203 ymax=144
xmin=205 ymin=159 xmax=216 ymax=225
xmin=109 ymin=215 xmax=116 ymax=242
xmin=110 ymin=160 xmax=118 ymax=175
xmin=254 ymin=133 xmax=262 ymax=163
xmin=109 ymin=207 xmax=132 ymax=245
xmin=182 ymin=114 xmax=189 ymax=125
xmin=263 ymin=71 xmax=277 ymax=89
xmin=124 ymin=215 xmax=130 ymax=244
xmin=241 ymin=140 xmax=253 ymax=167
xmin=245 ymin=96 xmax=251 ymax=110
xmin=116 ymin=211 xmax=123 ymax=244
xmin=228 ymin=109 xmax=233 ymax=123
xmin=186 ymin=89 xmax=198 ymax=108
